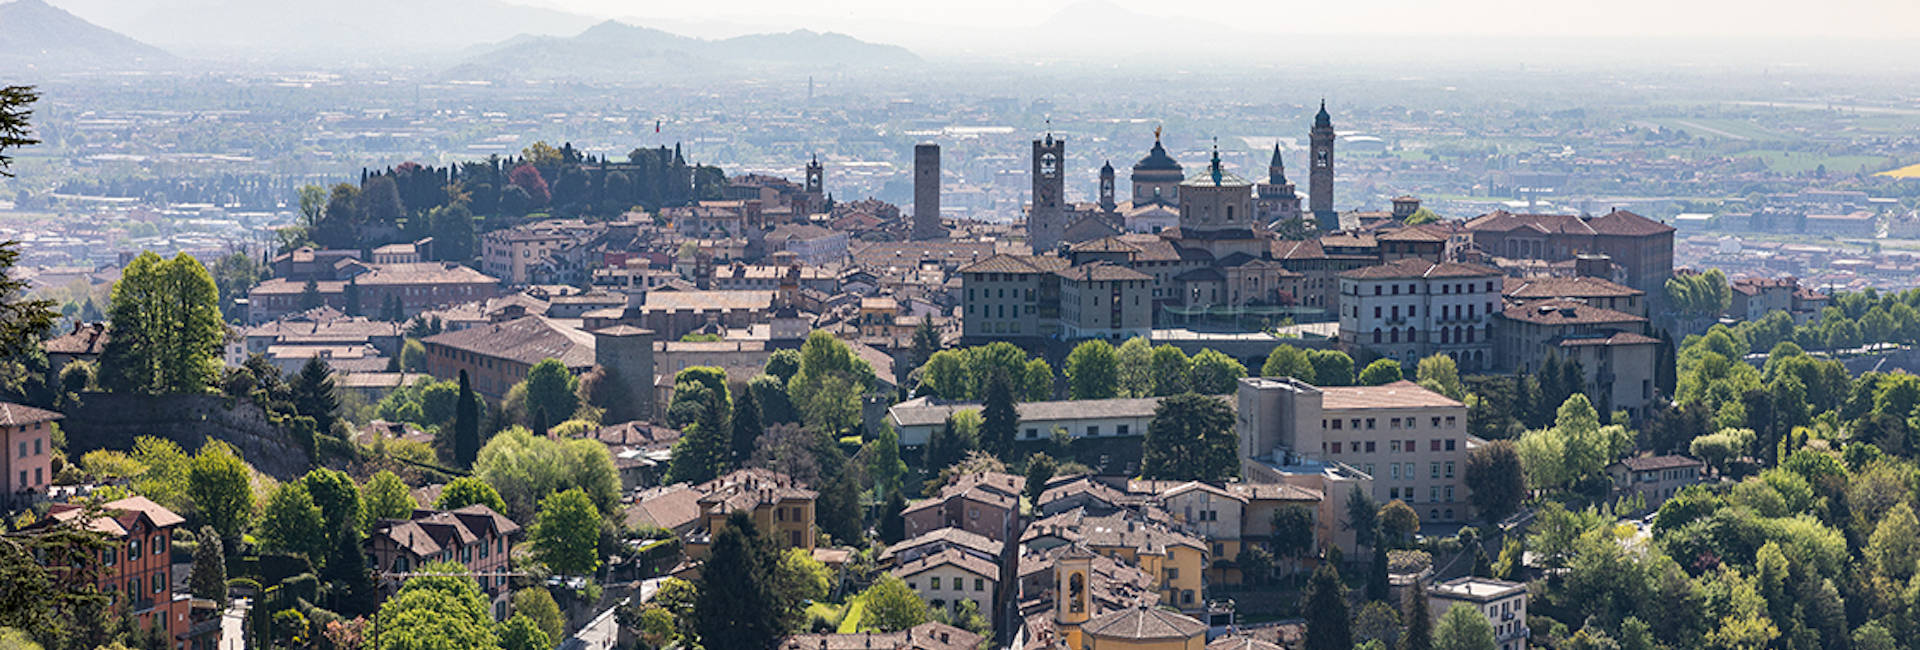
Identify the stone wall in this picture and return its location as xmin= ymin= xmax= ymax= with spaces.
xmin=63 ymin=392 xmax=312 ymax=480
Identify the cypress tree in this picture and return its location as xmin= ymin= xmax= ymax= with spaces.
xmin=729 ymin=383 xmax=763 ymax=468
xmin=1367 ymin=537 xmax=1390 ymax=603
xmin=1403 ymin=580 xmax=1433 ymax=650
xmin=694 ymin=512 xmax=781 ymax=650
xmin=454 ymin=370 xmax=480 ymax=468
xmin=189 ymin=525 xmax=227 ymax=607
xmin=981 ymin=370 xmax=1018 ymax=461
xmin=1304 ymin=564 xmax=1350 ymax=650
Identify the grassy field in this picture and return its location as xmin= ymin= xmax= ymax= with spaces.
xmin=1733 ymin=149 xmax=1893 ymax=174
xmin=1878 ymin=162 xmax=1920 ymax=179
xmin=836 ymin=598 xmax=867 ymax=633
xmin=1642 ymin=117 xmax=1790 ymax=142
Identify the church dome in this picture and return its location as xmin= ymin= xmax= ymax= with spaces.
xmin=1133 ymin=139 xmax=1181 ymax=173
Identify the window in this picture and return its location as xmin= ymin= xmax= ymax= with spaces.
xmin=1117 ymin=425 xmax=1130 ymax=435
xmin=1366 ymin=418 xmax=1376 ymax=430
xmin=931 ymin=577 xmax=942 ymax=590
xmin=1431 ymin=462 xmax=1441 ymax=479
xmin=1431 ymin=417 xmax=1441 ymax=428
xmin=976 ymin=578 xmax=986 ymax=592
xmin=32 ymin=438 xmax=40 ymax=455
xmin=1352 ymin=419 xmax=1362 ymax=430
xmin=14 ymin=442 xmax=21 ymax=458
xmin=1166 ymin=567 xmax=1179 ymax=580
xmin=1331 ymin=420 xmax=1342 ymax=430
xmin=129 ymin=539 xmax=140 ymax=556
xmin=1445 ymin=462 xmax=1455 ymax=478
xmin=1431 ymin=439 xmax=1441 ymax=452
xmin=1445 ymin=439 xmax=1456 ymax=451
xmin=152 ymin=573 xmax=164 ymax=594
xmin=1087 ymin=426 xmax=1099 ymax=436
xmin=105 ymin=548 xmax=116 ymax=566
xmin=1331 ymin=442 xmax=1342 ymax=454
xmin=1365 ymin=441 xmax=1376 ymax=453
xmin=1390 ymin=464 xmax=1400 ymax=479
xmin=1363 ymin=464 xmax=1375 ymax=475
xmin=152 ymin=534 xmax=162 ymax=555
xmin=1446 ymin=416 xmax=1457 ymax=428
xmin=1026 ymin=428 xmax=1038 ymax=439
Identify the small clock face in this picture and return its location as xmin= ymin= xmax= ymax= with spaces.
xmin=1042 ymin=153 xmax=1058 ymax=176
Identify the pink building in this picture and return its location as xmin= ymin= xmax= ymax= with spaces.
xmin=366 ymin=505 xmax=520 ymax=619
xmin=0 ymin=402 xmax=61 ymax=504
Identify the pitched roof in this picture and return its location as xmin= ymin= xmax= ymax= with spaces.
xmin=1083 ymin=607 xmax=1207 ymax=641
xmin=421 ymin=315 xmax=596 ymax=369
xmin=1376 ymin=225 xmax=1450 ymax=243
xmin=881 ymin=527 xmax=1003 ymax=563
xmin=892 ymin=548 xmax=1001 ymax=581
xmin=1616 ymin=455 xmax=1703 ymax=472
xmin=1058 ymin=263 xmax=1151 ymax=283
xmin=0 ymin=402 xmax=62 ymax=427
xmin=43 ymin=322 xmax=108 ymax=355
xmin=1500 ymin=300 xmax=1647 ymax=326
xmin=1338 ymin=258 xmax=1499 ymax=280
xmin=779 ymin=623 xmax=982 ymax=650
xmin=1319 ymin=380 xmax=1463 ymax=410
xmin=959 ymin=254 xmax=1072 ymax=275
xmin=1208 ymin=635 xmax=1287 ymax=650
xmin=627 ymin=484 xmax=704 ymax=532
xmin=1587 ymin=209 xmax=1676 ymax=236
xmin=1557 ymin=331 xmax=1660 ymax=347
xmin=1503 ymin=276 xmax=1643 ymax=299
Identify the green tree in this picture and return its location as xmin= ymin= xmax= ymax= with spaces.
xmin=453 ymin=370 xmax=481 ymax=468
xmin=436 ymin=476 xmax=507 ymax=514
xmin=524 ymin=359 xmax=579 ymax=432
xmin=1261 ymin=345 xmax=1317 ymax=383
xmin=427 ymin=201 xmax=478 ymax=263
xmin=301 ymin=467 xmax=365 ymax=551
xmin=1432 ymin=604 xmax=1495 ymax=650
xmin=498 ymin=614 xmax=550 ymax=650
xmin=364 ymin=470 xmax=415 ymax=524
xmin=1148 ymin=344 xmax=1191 ymax=396
xmin=694 ymin=512 xmax=782 ymax=650
xmin=0 ymin=86 xmax=41 ymax=175
xmin=1464 ymin=440 xmax=1525 ymax=522
xmin=879 ymin=488 xmax=907 ymax=543
xmin=188 ymin=525 xmax=227 ymax=606
xmin=788 ymin=331 xmax=873 ymax=436
xmin=1271 ymin=504 xmax=1316 ymax=579
xmin=1403 ymin=580 xmax=1432 ymax=650
xmin=1309 ymin=350 xmax=1355 ymax=386
xmin=511 ymin=588 xmax=566 ymax=643
xmin=925 ymin=413 xmax=978 ymax=470
xmin=1025 ymin=452 xmax=1057 ymax=502
xmin=1141 ymin=392 xmax=1239 ymax=481
xmin=773 ymin=548 xmax=833 ymax=629
xmin=400 ymin=339 xmax=427 ymax=372
xmin=130 ymin=436 xmax=191 ymax=511
xmin=1303 ymin=564 xmax=1350 ymax=650
xmin=259 ymin=481 xmax=327 ymax=560
xmin=99 ymin=252 xmax=224 ymax=394
xmin=532 ymin=487 xmax=604 ymax=576
xmin=857 ymin=574 xmax=932 ymax=632
xmin=322 ymin=515 xmax=377 ymax=616
xmin=867 ymin=424 xmax=908 ymax=499
xmin=187 ymin=441 xmax=254 ymax=546
xmin=1378 ymin=500 xmax=1419 ymax=547
xmin=1187 ymin=349 xmax=1246 ymax=394
xmin=729 ymin=381 xmax=764 ymax=467
xmin=980 ymin=370 xmax=1018 ymax=461
xmin=1359 ymin=359 xmax=1404 ymax=386
xmin=475 ymin=427 xmax=621 ymax=521
xmin=1065 ymin=340 xmax=1119 ymax=400
xmin=375 ymin=561 xmax=498 ymax=650
xmin=1516 ymin=394 xmax=1632 ymax=490
xmin=209 ymin=251 xmax=262 ymax=324
xmin=910 ymin=318 xmax=942 ymax=372
xmin=1416 ymin=354 xmax=1465 ymax=400
xmin=666 ymin=419 xmax=729 ymax=486
xmin=1116 ymin=337 xmax=1156 ymax=397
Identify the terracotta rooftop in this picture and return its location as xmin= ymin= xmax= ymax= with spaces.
xmin=421 ymin=315 xmax=596 ymax=369
xmin=1503 ymin=276 xmax=1643 ymax=299
xmin=1339 ymin=258 xmax=1499 ymax=280
xmin=959 ymin=254 xmax=1072 ymax=275
xmin=1083 ymin=607 xmax=1207 ymax=641
xmin=0 ymin=402 xmax=62 ymax=427
xmin=1616 ymin=455 xmax=1703 ymax=472
xmin=1500 ymin=299 xmax=1647 ymax=326
xmin=892 ymin=547 xmax=1001 ymax=581
xmin=1319 ymin=380 xmax=1464 ymax=410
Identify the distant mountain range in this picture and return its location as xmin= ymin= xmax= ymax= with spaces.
xmin=0 ymin=0 xmax=173 ymax=71
xmin=450 ymin=20 xmax=921 ymax=80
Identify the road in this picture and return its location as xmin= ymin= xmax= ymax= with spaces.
xmin=221 ymin=598 xmax=249 ymax=650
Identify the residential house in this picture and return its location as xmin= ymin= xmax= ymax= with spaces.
xmin=1606 ymin=455 xmax=1705 ymax=507
xmin=1427 ymin=577 xmax=1530 ymax=650
xmin=366 ymin=504 xmax=521 ymax=619
xmin=904 ymin=472 xmax=1021 ymax=542
xmin=1 ymin=402 xmax=60 ymax=505
xmin=33 ymin=496 xmax=211 ymax=650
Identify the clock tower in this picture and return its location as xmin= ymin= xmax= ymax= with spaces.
xmin=1309 ymin=100 xmax=1337 ymax=230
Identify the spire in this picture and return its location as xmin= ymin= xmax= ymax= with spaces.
xmin=1209 ymin=139 xmax=1222 ymax=185
xmin=1269 ymin=144 xmax=1287 ymax=184
xmin=1101 ymin=159 xmax=1114 ymax=173
xmin=1315 ymin=99 xmax=1332 ymax=127
xmin=1270 ymin=144 xmax=1284 ymax=167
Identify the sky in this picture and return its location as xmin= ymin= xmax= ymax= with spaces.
xmin=526 ymin=0 xmax=1920 ymax=42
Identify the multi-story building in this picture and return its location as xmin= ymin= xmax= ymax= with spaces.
xmin=762 ymin=224 xmax=850 ymax=265
xmin=479 ymin=219 xmax=604 ymax=286
xmin=1236 ymin=377 xmax=1472 ymax=524
xmin=1427 ymin=577 xmax=1530 ymax=650
xmin=0 ymin=402 xmax=60 ymax=505
xmin=888 ymin=396 xmax=1168 ymax=448
xmin=1023 ymin=509 xmax=1210 ymax=612
xmin=247 ymin=262 xmax=501 ymax=324
xmin=1502 ymin=276 xmax=1645 ymax=318
xmin=958 ymin=254 xmax=1067 ymax=340
xmin=893 ymin=549 xmax=1000 ymax=619
xmin=1605 ymin=455 xmax=1705 ymax=507
xmin=683 ymin=469 xmax=818 ymax=558
xmin=1463 ymin=209 xmax=1675 ymax=313
xmin=366 ymin=504 xmax=521 ymax=619
xmin=1338 ymin=258 xmax=1503 ymax=370
xmin=904 ymin=472 xmax=1020 ymax=542
xmin=35 ymin=496 xmax=208 ymax=648
xmin=1058 ymin=263 xmax=1153 ymax=340
xmin=1495 ymin=300 xmax=1656 ymax=419
xmin=421 ymin=315 xmax=597 ymax=400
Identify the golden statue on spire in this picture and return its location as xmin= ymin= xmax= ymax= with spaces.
xmin=1154 ymin=125 xmax=1161 ymax=142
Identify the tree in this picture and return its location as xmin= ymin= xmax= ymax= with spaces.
xmin=1347 ymin=485 xmax=1379 ymax=550
xmin=509 ymin=164 xmax=551 ymax=208
xmin=773 ymin=548 xmax=832 ymax=629
xmin=1690 ymin=428 xmax=1754 ymax=477
xmin=1416 ymin=354 xmax=1465 ymax=400
xmin=1025 ymin=453 xmax=1057 ymax=502
xmin=1464 ymin=440 xmax=1525 ymax=522
xmin=1367 ymin=539 xmax=1390 ymax=602
xmin=1432 ymin=603 xmax=1495 ymax=650
xmin=879 ymin=489 xmax=907 ymax=544
xmin=867 ymin=425 xmax=908 ymax=499
xmin=189 ymin=525 xmax=227 ymax=606
xmin=1379 ymin=500 xmax=1419 ymax=548
xmin=375 ymin=561 xmax=498 ymax=650
xmin=209 ymin=251 xmax=262 ymax=323
xmin=1271 ymin=504 xmax=1316 ymax=579
xmin=436 ymin=476 xmax=506 ymax=514
xmin=980 ymin=370 xmax=1018 ymax=461
xmin=259 ymin=480 xmax=327 ymax=560
xmin=499 ymin=614 xmax=550 ymax=650
xmin=1141 ymin=393 xmax=1238 ymax=481
xmin=1354 ymin=600 xmax=1402 ymax=649
xmin=925 ymin=413 xmax=978 ymax=470
xmin=511 ymin=588 xmax=566 ymax=643
xmin=1149 ymin=344 xmax=1191 ymax=396
xmin=426 ymin=202 xmax=477 ymax=262
xmin=363 ymin=470 xmax=414 ymax=524
xmin=666 ymin=420 xmax=729 ymax=486
xmin=1065 ymin=340 xmax=1119 ymax=400
xmin=1516 ymin=394 xmax=1632 ymax=490
xmin=187 ymin=441 xmax=254 ymax=546
xmin=1187 ymin=349 xmax=1246 ymax=394
xmin=99 ymin=252 xmax=223 ymax=394
xmin=302 ymin=468 xmax=365 ymax=552
xmin=694 ymin=512 xmax=782 ymax=650
xmin=322 ymin=516 xmax=377 ymax=616
xmin=749 ymin=374 xmax=797 ymax=425
xmin=0 ymin=86 xmax=40 ymax=176
xmin=1303 ymin=564 xmax=1350 ymax=650
xmin=910 ymin=319 xmax=942 ymax=372
xmin=1359 ymin=359 xmax=1404 ymax=386
xmin=1261 ymin=345 xmax=1317 ymax=383
xmin=399 ymin=339 xmax=427 ymax=372
xmin=858 ymin=574 xmax=932 ymax=632
xmin=524 ymin=359 xmax=579 ymax=432
xmin=1390 ymin=582 xmax=1431 ymax=650
xmin=730 ymin=382 xmax=764 ymax=467
xmin=454 ymin=370 xmax=481 ymax=468
xmin=1309 ymin=350 xmax=1356 ymax=386
xmin=788 ymin=332 xmax=873 ymax=436
xmin=1115 ymin=337 xmax=1156 ymax=397
xmin=475 ymin=426 xmax=621 ymax=521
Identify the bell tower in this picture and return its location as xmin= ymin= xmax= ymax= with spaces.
xmin=1098 ymin=161 xmax=1116 ymax=213
xmin=804 ymin=154 xmax=824 ymax=214
xmin=1029 ymin=133 xmax=1067 ymax=254
xmin=1055 ymin=545 xmax=1094 ymax=650
xmin=1309 ymin=100 xmax=1337 ymax=229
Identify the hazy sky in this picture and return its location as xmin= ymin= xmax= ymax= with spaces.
xmin=526 ymin=0 xmax=1920 ymax=41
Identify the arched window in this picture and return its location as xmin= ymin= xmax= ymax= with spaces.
xmin=1373 ymin=328 xmax=1382 ymax=344
xmin=1069 ymin=573 xmax=1086 ymax=613
xmin=1390 ymin=329 xmax=1399 ymax=343
xmin=1440 ymin=328 xmax=1450 ymax=344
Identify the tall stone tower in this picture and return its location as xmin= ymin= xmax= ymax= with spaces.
xmin=803 ymin=154 xmax=824 ymax=214
xmin=1055 ymin=544 xmax=1094 ymax=650
xmin=911 ymin=143 xmax=946 ymax=240
xmin=591 ymin=325 xmax=656 ymax=423
xmin=1309 ymin=100 xmax=1337 ymax=229
xmin=1029 ymin=134 xmax=1067 ymax=254
xmin=1098 ymin=160 xmax=1116 ymax=213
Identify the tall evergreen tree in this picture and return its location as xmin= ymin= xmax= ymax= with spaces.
xmin=1304 ymin=564 xmax=1351 ymax=650
xmin=1403 ymin=580 xmax=1433 ymax=650
xmin=694 ymin=512 xmax=782 ymax=650
xmin=290 ymin=356 xmax=339 ymax=435
xmin=878 ymin=489 xmax=907 ymax=544
xmin=189 ymin=525 xmax=227 ymax=607
xmin=454 ymin=370 xmax=481 ymax=468
xmin=730 ymin=382 xmax=763 ymax=468
xmin=322 ymin=520 xmax=376 ymax=616
xmin=1367 ymin=537 xmax=1390 ymax=602
xmin=981 ymin=370 xmax=1018 ymax=461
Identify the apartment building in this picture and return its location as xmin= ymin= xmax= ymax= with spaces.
xmin=247 ymin=262 xmax=501 ymax=324
xmin=893 ymin=549 xmax=1001 ymax=619
xmin=904 ymin=472 xmax=1021 ymax=542
xmin=1236 ymin=377 xmax=1472 ymax=524
xmin=0 ymin=403 xmax=60 ymax=504
xmin=1337 ymin=258 xmax=1503 ymax=371
xmin=1428 ymin=577 xmax=1531 ymax=650
xmin=366 ymin=504 xmax=521 ymax=619
xmin=35 ymin=497 xmax=209 ymax=648
xmin=683 ymin=469 xmax=818 ymax=559
xmin=479 ymin=219 xmax=604 ymax=285
xmin=1495 ymin=300 xmax=1656 ymax=419
xmin=959 ymin=254 xmax=1068 ymax=340
xmin=887 ymin=396 xmax=1167 ymax=448
xmin=1606 ymin=455 xmax=1705 ymax=507
xmin=1463 ymin=209 xmax=1675 ymax=311
xmin=1058 ymin=262 xmax=1153 ymax=340
xmin=1502 ymin=276 xmax=1645 ymax=317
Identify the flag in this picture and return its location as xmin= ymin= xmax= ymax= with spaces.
xmin=655 ymin=120 xmax=661 ymax=133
